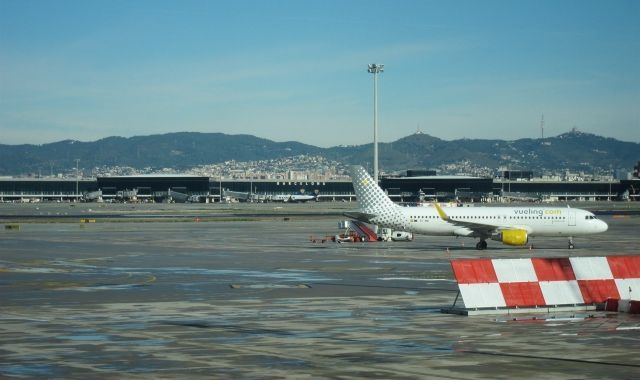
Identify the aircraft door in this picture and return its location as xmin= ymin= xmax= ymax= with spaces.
xmin=568 ymin=210 xmax=576 ymax=226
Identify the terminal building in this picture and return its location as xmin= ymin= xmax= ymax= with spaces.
xmin=0 ymin=178 xmax=96 ymax=202
xmin=381 ymin=175 xmax=493 ymax=202
xmin=97 ymin=175 xmax=210 ymax=202
xmin=1 ymin=173 xmax=639 ymax=203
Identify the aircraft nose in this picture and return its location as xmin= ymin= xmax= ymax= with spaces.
xmin=598 ymin=220 xmax=608 ymax=233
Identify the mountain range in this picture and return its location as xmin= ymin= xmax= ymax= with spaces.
xmin=1 ymin=130 xmax=638 ymax=176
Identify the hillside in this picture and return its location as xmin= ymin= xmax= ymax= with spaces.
xmin=0 ymin=132 xmax=322 ymax=175
xmin=0 ymin=130 xmax=637 ymax=175
xmin=324 ymin=130 xmax=638 ymax=173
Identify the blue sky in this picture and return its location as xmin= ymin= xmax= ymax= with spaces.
xmin=1 ymin=0 xmax=638 ymax=146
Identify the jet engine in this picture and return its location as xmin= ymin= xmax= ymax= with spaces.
xmin=491 ymin=229 xmax=528 ymax=246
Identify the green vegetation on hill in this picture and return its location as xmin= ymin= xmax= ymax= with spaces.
xmin=1 ymin=130 xmax=637 ymax=175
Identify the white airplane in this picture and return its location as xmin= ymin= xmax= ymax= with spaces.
xmin=345 ymin=166 xmax=608 ymax=250
xmin=272 ymin=193 xmax=317 ymax=202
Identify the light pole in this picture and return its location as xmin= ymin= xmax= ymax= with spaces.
xmin=75 ymin=159 xmax=80 ymax=201
xmin=368 ymin=63 xmax=384 ymax=183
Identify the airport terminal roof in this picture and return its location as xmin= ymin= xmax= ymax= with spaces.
xmin=98 ymin=174 xmax=205 ymax=178
xmin=388 ymin=175 xmax=484 ymax=180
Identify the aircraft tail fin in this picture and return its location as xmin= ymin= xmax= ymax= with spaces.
xmin=348 ymin=166 xmax=396 ymax=212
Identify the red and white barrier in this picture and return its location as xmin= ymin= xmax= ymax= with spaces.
xmin=450 ymin=256 xmax=640 ymax=310
xmin=605 ymin=298 xmax=640 ymax=314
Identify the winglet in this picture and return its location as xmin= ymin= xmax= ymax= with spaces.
xmin=433 ymin=202 xmax=449 ymax=221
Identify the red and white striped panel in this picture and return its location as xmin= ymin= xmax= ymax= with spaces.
xmin=450 ymin=256 xmax=640 ymax=309
xmin=606 ymin=256 xmax=640 ymax=301
xmin=532 ymin=258 xmax=584 ymax=306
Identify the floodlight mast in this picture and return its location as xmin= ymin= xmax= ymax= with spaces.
xmin=75 ymin=159 xmax=80 ymax=201
xmin=368 ymin=63 xmax=384 ymax=183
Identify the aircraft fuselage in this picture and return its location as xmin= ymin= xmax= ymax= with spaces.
xmin=385 ymin=206 xmax=608 ymax=238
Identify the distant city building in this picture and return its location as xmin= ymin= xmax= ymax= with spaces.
xmin=615 ymin=169 xmax=631 ymax=181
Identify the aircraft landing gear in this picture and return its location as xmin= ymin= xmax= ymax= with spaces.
xmin=568 ymin=237 xmax=575 ymax=250
xmin=476 ymin=239 xmax=488 ymax=250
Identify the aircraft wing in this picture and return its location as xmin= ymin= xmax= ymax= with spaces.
xmin=343 ymin=211 xmax=377 ymax=223
xmin=432 ymin=203 xmax=500 ymax=236
xmin=442 ymin=218 xmax=497 ymax=235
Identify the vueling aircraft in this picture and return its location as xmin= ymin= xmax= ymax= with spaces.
xmin=345 ymin=166 xmax=608 ymax=250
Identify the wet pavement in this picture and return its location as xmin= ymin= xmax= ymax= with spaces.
xmin=1 ymin=204 xmax=639 ymax=379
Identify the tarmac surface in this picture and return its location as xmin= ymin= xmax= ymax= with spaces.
xmin=1 ymin=202 xmax=639 ymax=379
